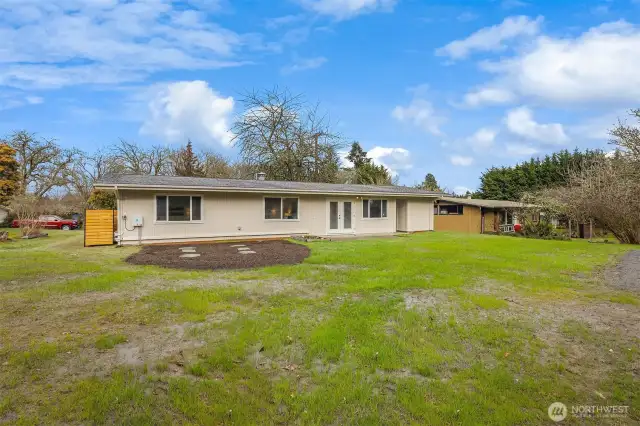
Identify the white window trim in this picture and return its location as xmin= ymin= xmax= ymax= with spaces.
xmin=263 ymin=196 xmax=300 ymax=222
xmin=435 ymin=204 xmax=464 ymax=216
xmin=154 ymin=194 xmax=204 ymax=224
xmin=362 ymin=198 xmax=389 ymax=220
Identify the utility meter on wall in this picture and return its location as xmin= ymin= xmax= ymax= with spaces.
xmin=132 ymin=216 xmax=144 ymax=227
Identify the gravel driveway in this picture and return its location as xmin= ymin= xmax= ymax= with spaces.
xmin=607 ymin=250 xmax=640 ymax=292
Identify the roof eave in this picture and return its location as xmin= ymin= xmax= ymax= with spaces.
xmin=94 ymin=183 xmax=441 ymax=198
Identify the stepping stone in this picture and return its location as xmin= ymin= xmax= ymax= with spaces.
xmin=180 ymin=249 xmax=196 ymax=253
xmin=237 ymin=247 xmax=251 ymax=251
xmin=180 ymin=247 xmax=196 ymax=250
xmin=231 ymin=244 xmax=246 ymax=247
xmin=240 ymin=251 xmax=256 ymax=255
xmin=180 ymin=254 xmax=201 ymax=258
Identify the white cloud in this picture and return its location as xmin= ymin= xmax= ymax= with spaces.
xmin=453 ymin=186 xmax=472 ymax=195
xmin=467 ymin=127 xmax=498 ymax=150
xmin=0 ymin=1 xmax=262 ymax=89
xmin=300 ymin=0 xmax=397 ymax=20
xmin=265 ymin=14 xmax=305 ymax=29
xmin=140 ymin=80 xmax=234 ymax=147
xmin=471 ymin=20 xmax=640 ymax=105
xmin=281 ymin=56 xmax=328 ymax=74
xmin=569 ymin=110 xmax=626 ymax=141
xmin=338 ymin=150 xmax=353 ymax=168
xmin=505 ymin=106 xmax=569 ymax=144
xmin=0 ymin=92 xmax=44 ymax=110
xmin=338 ymin=146 xmax=412 ymax=176
xmin=450 ymin=155 xmax=474 ymax=166
xmin=368 ymin=146 xmax=413 ymax=176
xmin=436 ymin=15 xmax=542 ymax=60
xmin=25 ymin=96 xmax=44 ymax=105
xmin=392 ymin=95 xmax=446 ymax=136
xmin=505 ymin=143 xmax=538 ymax=157
xmin=463 ymin=87 xmax=515 ymax=107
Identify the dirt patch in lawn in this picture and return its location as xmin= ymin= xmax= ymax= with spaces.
xmin=125 ymin=240 xmax=311 ymax=271
xmin=606 ymin=250 xmax=640 ymax=293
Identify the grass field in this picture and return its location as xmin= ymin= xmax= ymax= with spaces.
xmin=1 ymin=230 xmax=639 ymax=424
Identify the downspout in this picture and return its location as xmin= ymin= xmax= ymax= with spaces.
xmin=114 ymin=185 xmax=122 ymax=247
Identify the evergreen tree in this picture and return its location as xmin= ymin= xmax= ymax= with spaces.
xmin=0 ymin=143 xmax=19 ymax=206
xmin=476 ymin=148 xmax=605 ymax=200
xmin=173 ymin=140 xmax=205 ymax=177
xmin=419 ymin=173 xmax=440 ymax=191
xmin=346 ymin=142 xmax=370 ymax=168
xmin=356 ymin=162 xmax=392 ymax=185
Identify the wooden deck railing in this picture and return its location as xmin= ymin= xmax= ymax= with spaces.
xmin=499 ymin=224 xmax=515 ymax=233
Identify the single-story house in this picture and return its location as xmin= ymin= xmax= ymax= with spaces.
xmin=434 ymin=196 xmax=532 ymax=234
xmin=94 ymin=175 xmax=441 ymax=245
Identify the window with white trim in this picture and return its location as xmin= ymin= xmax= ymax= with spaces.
xmin=435 ymin=205 xmax=463 ymax=215
xmin=156 ymin=195 xmax=202 ymax=222
xmin=362 ymin=199 xmax=388 ymax=218
xmin=265 ymin=197 xmax=299 ymax=220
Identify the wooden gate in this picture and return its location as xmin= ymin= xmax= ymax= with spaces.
xmin=84 ymin=210 xmax=117 ymax=247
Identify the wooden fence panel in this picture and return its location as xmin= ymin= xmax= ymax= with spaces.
xmin=84 ymin=210 xmax=116 ymax=247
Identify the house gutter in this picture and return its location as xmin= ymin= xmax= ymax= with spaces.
xmin=93 ymin=183 xmax=441 ymax=199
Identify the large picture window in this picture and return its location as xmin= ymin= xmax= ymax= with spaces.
xmin=363 ymin=199 xmax=388 ymax=219
xmin=265 ymin=197 xmax=298 ymax=220
xmin=156 ymin=195 xmax=202 ymax=222
xmin=435 ymin=205 xmax=463 ymax=215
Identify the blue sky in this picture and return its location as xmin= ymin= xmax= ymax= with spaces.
xmin=1 ymin=0 xmax=639 ymax=193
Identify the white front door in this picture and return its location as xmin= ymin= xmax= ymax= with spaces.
xmin=327 ymin=200 xmax=354 ymax=234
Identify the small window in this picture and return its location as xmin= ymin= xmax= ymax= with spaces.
xmin=192 ymin=197 xmax=202 ymax=221
xmin=156 ymin=195 xmax=201 ymax=222
xmin=362 ymin=199 xmax=388 ymax=219
xmin=265 ymin=198 xmax=282 ymax=220
xmin=169 ymin=196 xmax=190 ymax=221
xmin=265 ymin=197 xmax=299 ymax=220
xmin=282 ymin=198 xmax=298 ymax=220
xmin=437 ymin=205 xmax=463 ymax=215
xmin=156 ymin=196 xmax=167 ymax=221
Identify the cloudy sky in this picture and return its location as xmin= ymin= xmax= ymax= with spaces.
xmin=1 ymin=0 xmax=638 ymax=193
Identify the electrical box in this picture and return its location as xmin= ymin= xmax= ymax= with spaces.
xmin=132 ymin=216 xmax=144 ymax=227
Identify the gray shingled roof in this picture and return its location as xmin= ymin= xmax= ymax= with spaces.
xmin=95 ymin=175 xmax=443 ymax=197
xmin=439 ymin=196 xmax=526 ymax=208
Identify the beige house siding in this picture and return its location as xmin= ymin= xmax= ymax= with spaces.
xmin=396 ymin=200 xmax=408 ymax=232
xmin=116 ymin=190 xmax=434 ymax=244
xmin=406 ymin=199 xmax=435 ymax=232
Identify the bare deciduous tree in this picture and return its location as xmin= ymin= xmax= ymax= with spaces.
xmin=108 ymin=139 xmax=172 ymax=176
xmin=5 ymin=131 xmax=77 ymax=198
xmin=610 ymin=109 xmax=640 ymax=160
xmin=8 ymin=194 xmax=44 ymax=237
xmin=69 ymin=149 xmax=113 ymax=203
xmin=522 ymin=109 xmax=640 ymax=244
xmin=232 ymin=88 xmax=343 ymax=183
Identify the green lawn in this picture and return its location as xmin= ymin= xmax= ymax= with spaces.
xmin=1 ymin=230 xmax=638 ymax=424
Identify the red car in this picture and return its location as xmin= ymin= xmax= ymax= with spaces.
xmin=12 ymin=215 xmax=79 ymax=231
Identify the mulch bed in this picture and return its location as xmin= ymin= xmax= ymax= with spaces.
xmin=125 ymin=240 xmax=311 ymax=271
